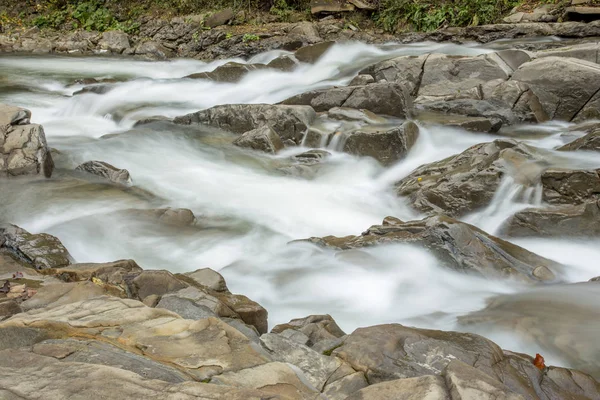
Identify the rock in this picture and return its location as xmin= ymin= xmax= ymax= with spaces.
xmin=0 ymin=224 xmax=73 ymax=270
xmin=302 ymin=215 xmax=561 ymax=283
xmin=1 ymin=296 xmax=269 ymax=377
xmin=174 ymin=104 xmax=316 ymax=144
xmin=345 ymin=375 xmax=449 ymax=400
xmin=267 ymin=55 xmax=298 ymax=71
xmin=360 ymin=54 xmax=429 ymax=96
xmin=260 ymin=333 xmax=342 ymax=391
xmin=75 ymin=160 xmax=132 ymax=186
xmin=288 ymin=21 xmax=321 ymax=44
xmin=0 ymin=348 xmax=277 ymax=399
xmin=184 ymin=268 xmax=228 ymax=292
xmin=323 ymin=371 xmax=368 ymax=400
xmin=311 ymin=0 xmax=355 ymax=14
xmin=272 ymin=314 xmax=346 ymax=347
xmin=32 ymin=338 xmax=190 ymax=383
xmin=333 ymin=323 xmax=600 ymax=399
xmin=502 ymin=200 xmax=600 ymax=237
xmin=205 ymin=8 xmax=235 ymax=28
xmin=158 ymin=286 xmax=236 ymax=319
xmin=112 ymin=208 xmax=197 ymax=227
xmin=534 ymin=42 xmax=600 ymax=64
xmin=417 ymin=54 xmax=510 ymax=100
xmin=415 ymin=111 xmax=503 ymax=133
xmin=283 ymin=82 xmax=412 ymax=118
xmin=54 ymin=259 xmax=142 ymax=283
xmin=444 ymin=360 xmax=524 ymax=400
xmin=294 ymin=150 xmax=331 ymax=163
xmin=294 ymin=41 xmax=335 ymax=63
xmin=541 ymin=168 xmax=600 ymax=205
xmin=134 ymin=40 xmax=173 ymax=60
xmin=565 ymin=6 xmax=600 ymax=22
xmin=186 ymin=62 xmax=268 ymax=83
xmin=341 ymin=121 xmax=419 ymax=166
xmin=130 ymin=270 xmax=188 ymax=300
xmin=98 ymin=31 xmax=130 ymax=54
xmin=233 ymin=126 xmax=284 ymax=153
xmin=20 ymin=281 xmax=108 ymax=312
xmin=217 ymin=293 xmax=268 ymax=334
xmin=396 ymin=139 xmax=545 ymax=217
xmin=558 ymin=127 xmax=600 ymax=150
xmin=459 ymin=282 xmax=600 ymax=380
xmin=327 ymin=107 xmax=385 ymax=124
xmin=210 ymin=361 xmax=318 ymax=398
xmin=348 ymin=74 xmax=375 ymax=86
xmin=133 ymin=115 xmax=172 ymax=127
xmin=511 ymin=57 xmax=600 ymax=121
xmin=0 ymin=299 xmax=21 ymax=320
xmin=0 ymin=103 xmax=54 ymax=178
xmin=156 ymin=295 xmax=217 ymax=320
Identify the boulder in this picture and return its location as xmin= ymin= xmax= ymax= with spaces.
xmin=311 ymin=0 xmax=355 ymax=14
xmin=216 ymin=293 xmax=268 ymax=334
xmin=534 ymin=42 xmax=600 ymax=64
xmin=134 ymin=40 xmax=173 ymax=60
xmin=294 ymin=41 xmax=335 ymax=63
xmin=395 ymin=139 xmax=545 ymax=217
xmin=267 ymin=55 xmax=298 ymax=71
xmin=502 ymin=200 xmax=600 ymax=237
xmin=333 ymin=323 xmax=600 ymax=399
xmin=271 ymin=314 xmax=346 ymax=347
xmin=232 ymin=126 xmax=284 ymax=153
xmin=174 ymin=104 xmax=316 ymax=144
xmin=301 ymin=215 xmax=561 ymax=283
xmin=417 ymin=54 xmax=510 ymax=100
xmin=0 ymin=103 xmax=54 ymax=178
xmin=565 ymin=6 xmax=600 ymax=22
xmin=98 ymin=31 xmax=130 ymax=54
xmin=345 ymin=375 xmax=449 ymax=400
xmin=0 ymin=224 xmax=73 ymax=270
xmin=130 ymin=270 xmax=188 ymax=301
xmin=283 ymin=82 xmax=412 ymax=118
xmin=510 ymin=57 xmax=600 ymax=121
xmin=205 ymin=8 xmax=235 ymax=28
xmin=415 ymin=111 xmax=503 ymax=133
xmin=360 ymin=54 xmax=429 ymax=96
xmin=53 ymin=259 xmax=142 ymax=284
xmin=541 ymin=168 xmax=600 ymax=205
xmin=558 ymin=127 xmax=600 ymax=151
xmin=184 ymin=268 xmax=228 ymax=292
xmin=348 ymin=74 xmax=375 ymax=86
xmin=76 ymin=160 xmax=132 ymax=186
xmin=186 ymin=62 xmax=268 ymax=83
xmin=288 ymin=21 xmax=321 ymax=44
xmin=341 ymin=121 xmax=419 ymax=166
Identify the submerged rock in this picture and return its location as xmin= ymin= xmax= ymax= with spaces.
xmin=0 ymin=103 xmax=54 ymax=178
xmin=186 ymin=62 xmax=268 ymax=83
xmin=300 ymin=215 xmax=561 ymax=283
xmin=76 ymin=160 xmax=132 ymax=186
xmin=558 ymin=126 xmax=600 ymax=151
xmin=174 ymin=104 xmax=316 ymax=144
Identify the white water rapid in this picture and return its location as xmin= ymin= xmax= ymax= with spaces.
xmin=2 ymin=40 xmax=600 ymax=374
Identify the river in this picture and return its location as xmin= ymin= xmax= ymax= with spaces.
xmin=1 ymin=40 xmax=600 ymax=375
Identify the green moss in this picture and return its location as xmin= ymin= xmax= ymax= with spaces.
xmin=322 ymin=344 xmax=342 ymax=356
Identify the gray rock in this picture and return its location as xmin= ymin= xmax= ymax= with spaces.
xmin=345 ymin=375 xmax=449 ymax=400
xmin=98 ymin=31 xmax=130 ymax=53
xmin=511 ymin=56 xmax=600 ymax=121
xmin=294 ymin=41 xmax=335 ymax=63
xmin=302 ymin=215 xmax=561 ymax=283
xmin=174 ymin=104 xmax=316 ymax=144
xmin=396 ymin=139 xmax=547 ymax=217
xmin=415 ymin=111 xmax=502 ymax=133
xmin=534 ymin=42 xmax=600 ymax=64
xmin=186 ymin=62 xmax=268 ymax=83
xmin=76 ymin=160 xmax=132 ymax=186
xmin=233 ymin=126 xmax=284 ymax=153
xmin=444 ymin=360 xmax=524 ymax=400
xmin=205 ymin=8 xmax=235 ymax=28
xmin=559 ymin=127 xmax=600 ymax=151
xmin=0 ymin=224 xmax=73 ymax=270
xmin=283 ymin=86 xmax=356 ymax=112
xmin=260 ymin=333 xmax=342 ymax=391
xmin=348 ymin=74 xmax=375 ymax=86
xmin=33 ymin=339 xmax=190 ymax=383
xmin=111 ymin=208 xmax=197 ymax=227
xmin=130 ymin=270 xmax=188 ymax=300
xmin=323 ymin=371 xmax=368 ymax=400
xmin=542 ymin=168 xmax=600 ymax=205
xmin=503 ymin=200 xmax=600 ymax=237
xmin=341 ymin=121 xmax=419 ymax=166
xmin=360 ymin=54 xmax=429 ymax=96
xmin=0 ymin=103 xmax=54 ymax=178
xmin=267 ymin=55 xmax=298 ymax=71
xmin=327 ymin=107 xmax=386 ymax=124
xmin=156 ymin=295 xmax=217 ymax=320
xmin=184 ymin=268 xmax=228 ymax=292
xmin=134 ymin=40 xmax=173 ymax=60
xmin=272 ymin=314 xmax=346 ymax=348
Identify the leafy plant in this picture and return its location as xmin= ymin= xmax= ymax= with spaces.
xmin=242 ymin=33 xmax=259 ymax=42
xmin=270 ymin=0 xmax=294 ymax=21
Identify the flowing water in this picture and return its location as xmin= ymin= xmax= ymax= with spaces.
xmin=2 ymin=40 xmax=600 ymax=375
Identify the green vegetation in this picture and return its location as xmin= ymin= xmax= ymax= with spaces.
xmin=242 ymin=32 xmax=260 ymax=42
xmin=373 ymin=0 xmax=521 ymax=32
xmin=30 ymin=0 xmax=140 ymax=32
